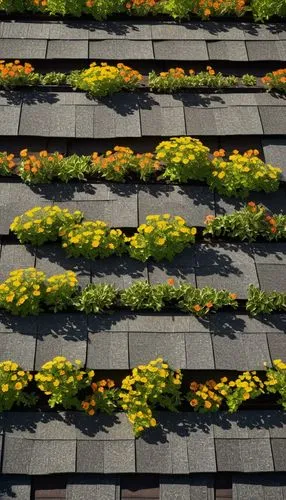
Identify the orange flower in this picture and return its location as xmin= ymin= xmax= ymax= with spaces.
xmin=193 ymin=304 xmax=202 ymax=312
xmin=190 ymin=381 xmax=199 ymax=392
xmin=206 ymin=302 xmax=213 ymax=309
xmin=190 ymin=398 xmax=198 ymax=407
xmin=167 ymin=278 xmax=175 ymax=286
xmin=229 ymin=293 xmax=237 ymax=300
xmin=247 ymin=201 xmax=256 ymax=207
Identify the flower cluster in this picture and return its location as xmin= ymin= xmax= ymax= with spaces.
xmin=175 ymin=283 xmax=238 ymax=316
xmin=0 ymin=269 xmax=79 ymax=316
xmin=10 ymin=206 xmax=83 ymax=246
xmin=188 ymin=380 xmax=223 ymax=413
xmin=119 ymin=358 xmax=182 ymax=436
xmin=155 ymin=136 xmax=211 ymax=183
xmin=91 ymin=147 xmax=161 ymax=182
xmin=0 ymin=360 xmax=34 ymax=412
xmin=262 ymin=68 xmax=286 ymax=93
xmin=68 ymin=62 xmax=142 ymax=97
xmin=0 ymin=268 xmax=46 ymax=316
xmin=0 ymin=60 xmax=37 ymax=87
xmin=61 ymin=221 xmax=126 ymax=259
xmin=215 ymin=371 xmax=265 ymax=412
xmin=0 ymin=139 xmax=282 ymax=200
xmin=0 ymin=0 xmax=284 ymax=20
xmin=81 ymin=378 xmax=118 ymax=416
xmin=149 ymin=66 xmax=244 ymax=92
xmin=209 ymin=149 xmax=281 ymax=197
xmin=188 ymin=371 xmax=265 ymax=413
xmin=35 ymin=357 xmax=94 ymax=409
xmin=265 ymin=359 xmax=286 ymax=409
xmin=204 ymin=202 xmax=286 ymax=241
xmin=128 ymin=215 xmax=196 ymax=262
xmin=246 ymin=285 xmax=286 ymax=316
xmin=0 ymin=151 xmax=16 ymax=176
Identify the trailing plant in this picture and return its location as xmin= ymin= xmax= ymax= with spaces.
xmin=204 ymin=202 xmax=286 ymax=241
xmin=40 ymin=72 xmax=67 ymax=86
xmin=74 ymin=283 xmax=118 ymax=313
xmin=0 ymin=151 xmax=16 ymax=176
xmin=241 ymin=74 xmax=257 ymax=86
xmin=127 ymin=214 xmax=196 ymax=262
xmin=208 ymin=148 xmax=282 ymax=198
xmin=125 ymin=0 xmax=162 ymax=16
xmin=215 ymin=371 xmax=265 ymax=413
xmin=44 ymin=271 xmax=79 ymax=312
xmin=61 ymin=222 xmax=126 ymax=259
xmin=155 ymin=136 xmax=211 ymax=183
xmin=0 ymin=360 xmax=35 ymax=411
xmin=120 ymin=281 xmax=168 ymax=311
xmin=0 ymin=60 xmax=39 ymax=87
xmin=187 ymin=379 xmax=223 ymax=413
xmin=68 ymin=62 xmax=142 ymax=97
xmin=265 ymin=359 xmax=286 ymax=409
xmin=251 ymin=0 xmax=286 ymax=21
xmin=90 ymin=147 xmax=161 ymax=182
xmin=149 ymin=66 xmax=241 ymax=92
xmin=119 ymin=358 xmax=182 ymax=436
xmin=18 ymin=149 xmax=89 ymax=184
xmin=0 ymin=268 xmax=46 ymax=316
xmin=35 ymin=357 xmax=94 ymax=409
xmin=81 ymin=378 xmax=118 ymax=416
xmin=10 ymin=205 xmax=83 ymax=246
xmin=262 ymin=68 xmax=286 ymax=93
xmin=160 ymin=0 xmax=247 ymax=19
xmin=175 ymin=283 xmax=238 ymax=316
xmin=246 ymin=285 xmax=286 ymax=316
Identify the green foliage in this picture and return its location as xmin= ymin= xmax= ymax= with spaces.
xmin=74 ymin=283 xmax=118 ymax=313
xmin=120 ymin=358 xmax=182 ymax=436
xmin=40 ymin=72 xmax=67 ymax=85
xmin=175 ymin=283 xmax=238 ymax=316
xmin=215 ymin=371 xmax=265 ymax=413
xmin=10 ymin=206 xmax=83 ymax=246
xmin=241 ymin=74 xmax=257 ymax=86
xmin=209 ymin=149 xmax=282 ymax=198
xmin=68 ymin=62 xmax=142 ymax=97
xmin=120 ymin=281 xmax=168 ymax=311
xmin=149 ymin=67 xmax=240 ymax=92
xmin=0 ymin=268 xmax=46 ymax=316
xmin=246 ymin=285 xmax=286 ymax=316
xmin=265 ymin=360 xmax=286 ymax=410
xmin=251 ymin=0 xmax=286 ymax=20
xmin=0 ymin=360 xmax=35 ymax=412
xmin=35 ymin=357 xmax=94 ymax=409
xmin=203 ymin=202 xmax=286 ymax=242
xmin=127 ymin=214 xmax=196 ymax=262
xmin=61 ymin=222 xmax=126 ymax=259
xmin=155 ymin=136 xmax=211 ymax=183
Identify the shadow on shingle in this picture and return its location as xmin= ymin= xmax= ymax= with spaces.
xmin=254 ymin=314 xmax=286 ymax=332
xmin=0 ymin=90 xmax=59 ymax=106
xmin=95 ymin=92 xmax=159 ymax=116
xmin=210 ymin=313 xmax=246 ymax=339
xmin=196 ymin=244 xmax=244 ymax=277
xmin=65 ymin=412 xmax=120 ymax=437
xmin=2 ymin=411 xmax=62 ymax=434
xmin=37 ymin=314 xmax=87 ymax=341
xmin=174 ymin=93 xmax=226 ymax=108
xmin=64 ymin=21 xmax=140 ymax=36
xmin=215 ymin=410 xmax=286 ymax=432
xmin=142 ymin=413 xmax=212 ymax=444
xmin=28 ymin=181 xmax=97 ymax=201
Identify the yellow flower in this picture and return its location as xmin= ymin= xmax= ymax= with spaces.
xmin=53 ymin=380 xmax=60 ymax=387
xmin=155 ymin=237 xmax=166 ymax=246
xmin=1 ymin=384 xmax=9 ymax=392
xmin=15 ymin=382 xmax=22 ymax=390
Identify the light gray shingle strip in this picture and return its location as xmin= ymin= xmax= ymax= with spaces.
xmin=92 ymin=256 xmax=147 ymax=287
xmin=215 ymin=439 xmax=274 ymax=472
xmin=129 ymin=331 xmax=187 ymax=368
xmin=207 ymin=40 xmax=248 ymax=60
xmin=87 ymin=330 xmax=129 ymax=369
xmin=1 ymin=22 xmax=50 ymax=39
xmin=0 ymin=476 xmax=31 ymax=500
xmin=0 ymin=106 xmax=21 ymax=136
xmin=256 ymin=264 xmax=286 ymax=293
xmin=153 ymin=40 xmax=208 ymax=60
xmin=210 ymin=312 xmax=286 ymax=334
xmin=259 ymin=106 xmax=286 ymax=135
xmin=271 ymin=439 xmax=286 ymax=471
xmin=66 ymin=475 xmax=119 ymax=500
xmin=89 ymin=39 xmax=154 ymax=59
xmin=185 ymin=332 xmax=215 ymax=369
xmin=268 ymin=333 xmax=286 ymax=364
xmin=246 ymin=40 xmax=286 ymax=60
xmin=0 ymin=39 xmax=47 ymax=58
xmin=212 ymin=333 xmax=271 ymax=370
xmin=93 ymin=103 xmax=141 ymax=138
xmin=47 ymin=40 xmax=89 ymax=59
xmin=140 ymin=105 xmax=186 ymax=137
xmin=19 ymin=103 xmax=76 ymax=137
xmin=214 ymin=106 xmax=263 ymax=136
xmin=0 ymin=333 xmax=36 ymax=370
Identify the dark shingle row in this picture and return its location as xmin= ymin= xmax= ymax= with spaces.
xmin=0 ymin=311 xmax=285 ymax=370
xmin=0 ymin=411 xmax=285 ymax=474
xmin=1 ymin=472 xmax=286 ymax=500
xmin=1 ymin=92 xmax=286 ymax=138
xmin=0 ymin=21 xmax=285 ymax=61
xmin=1 ymin=240 xmax=286 ymax=297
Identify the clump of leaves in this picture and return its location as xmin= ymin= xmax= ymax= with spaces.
xmin=74 ymin=283 xmax=118 ymax=313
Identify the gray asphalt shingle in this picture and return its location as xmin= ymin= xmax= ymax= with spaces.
xmin=47 ymin=40 xmax=88 ymax=59
xmin=207 ymin=40 xmax=248 ymax=60
xmin=256 ymin=264 xmax=286 ymax=292
xmin=262 ymin=139 xmax=286 ymax=181
xmin=215 ymin=439 xmax=274 ymax=472
xmin=212 ymin=333 xmax=271 ymax=370
xmin=0 ymin=476 xmax=31 ymax=500
xmin=89 ymin=40 xmax=154 ymax=59
xmin=66 ymin=476 xmax=119 ymax=500
xmin=0 ymin=39 xmax=47 ymax=58
xmin=153 ymin=40 xmax=208 ymax=60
